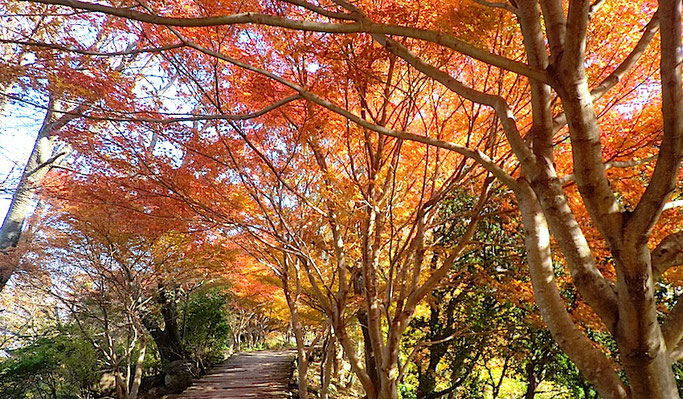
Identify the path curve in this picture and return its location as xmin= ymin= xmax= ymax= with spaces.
xmin=174 ymin=349 xmax=296 ymax=398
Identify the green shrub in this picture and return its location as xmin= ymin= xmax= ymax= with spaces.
xmin=181 ymin=288 xmax=232 ymax=366
xmin=0 ymin=328 xmax=99 ymax=399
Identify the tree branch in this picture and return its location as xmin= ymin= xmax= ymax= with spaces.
xmin=280 ymin=0 xmax=356 ymax=20
xmin=626 ymin=2 xmax=683 ymax=242
xmin=558 ymin=156 xmax=658 ymax=185
xmin=1 ymin=92 xmax=302 ymax=123
xmin=517 ymin=181 xmax=628 ymax=399
xmin=361 ymin=34 xmax=536 ymax=170
xmin=22 ymin=0 xmax=550 ymax=83
xmin=591 ymin=12 xmax=660 ymax=101
xmin=473 ymin=0 xmax=519 ymax=15
xmin=168 ymin=29 xmax=520 ymax=190
xmin=0 ymin=39 xmax=185 ymax=56
xmin=652 ymin=231 xmax=683 ymax=280
xmin=662 ymin=295 xmax=683 ymax=360
xmin=552 ymin=10 xmax=660 ymax=132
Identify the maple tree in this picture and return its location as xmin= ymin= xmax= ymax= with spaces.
xmin=34 ymin=205 xmax=202 ymax=399
xmin=2 ymin=0 xmax=683 ymax=398
xmin=0 ymin=0 xmax=164 ymax=289
xmin=13 ymin=180 xmax=260 ymax=397
xmin=167 ymin=67 xmax=501 ymax=398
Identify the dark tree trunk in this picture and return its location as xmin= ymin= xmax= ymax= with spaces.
xmin=416 ymin=302 xmax=449 ymax=399
xmin=140 ymin=286 xmax=187 ymax=364
xmin=523 ymin=361 xmax=537 ymax=399
xmin=357 ymin=307 xmax=380 ymax=391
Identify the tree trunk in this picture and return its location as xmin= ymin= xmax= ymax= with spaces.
xmin=417 ymin=294 xmax=451 ymax=399
xmin=0 ymin=98 xmax=81 ymax=291
xmin=614 ymin=246 xmax=678 ymax=398
xmin=140 ymin=286 xmax=186 ymax=364
xmin=377 ymin=376 xmax=399 ymax=399
xmin=523 ymin=361 xmax=537 ymax=399
xmin=320 ymin=332 xmax=334 ymax=399
xmin=141 ymin=313 xmax=185 ymax=363
xmin=128 ymin=336 xmax=146 ymax=399
xmin=232 ymin=331 xmax=242 ymax=352
xmin=114 ymin=371 xmax=128 ymax=399
xmin=357 ymin=308 xmax=380 ymax=393
xmin=158 ymin=287 xmax=184 ymax=350
xmin=1 ymin=107 xmax=55 ymax=289
xmin=609 ymin=1 xmax=683 ymax=397
xmin=289 ymin=304 xmax=309 ymax=399
xmin=283 ymin=261 xmax=309 ymax=399
xmin=516 ymin=183 xmax=629 ymax=399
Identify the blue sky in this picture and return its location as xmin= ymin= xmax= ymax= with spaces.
xmin=0 ymin=99 xmax=44 ymax=221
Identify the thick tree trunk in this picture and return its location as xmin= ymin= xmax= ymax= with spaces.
xmin=377 ymin=374 xmax=399 ymax=399
xmin=141 ymin=315 xmax=185 ymax=363
xmin=614 ymin=246 xmax=678 ymax=398
xmin=158 ymin=287 xmax=183 ymax=348
xmin=140 ymin=286 xmax=187 ymax=364
xmin=546 ymin=2 xmax=681 ymax=393
xmin=516 ymin=183 xmax=629 ymax=399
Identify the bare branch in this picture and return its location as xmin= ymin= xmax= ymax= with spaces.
xmin=553 ymin=11 xmax=660 ymax=132
xmin=662 ymin=296 xmax=683 ymax=360
xmin=280 ymin=0 xmax=356 ymax=20
xmin=22 ymin=0 xmax=550 ymax=82
xmin=1 ymin=92 xmax=302 ymax=123
xmin=591 ymin=12 xmax=660 ymax=101
xmin=626 ymin=2 xmax=683 ymax=242
xmin=558 ymin=156 xmax=658 ymax=185
xmin=473 ymin=0 xmax=518 ymax=15
xmin=588 ymin=0 xmax=607 ymax=19
xmin=652 ymin=231 xmax=683 ymax=279
xmin=366 ymin=36 xmax=536 ymax=170
xmin=0 ymin=39 xmax=185 ymax=56
xmin=168 ymin=29 xmax=520 ymax=190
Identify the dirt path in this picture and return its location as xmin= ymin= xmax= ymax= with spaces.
xmin=173 ymin=349 xmax=296 ymax=398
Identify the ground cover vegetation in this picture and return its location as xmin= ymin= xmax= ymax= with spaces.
xmin=0 ymin=0 xmax=682 ymax=398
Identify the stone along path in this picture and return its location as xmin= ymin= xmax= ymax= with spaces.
xmin=174 ymin=350 xmax=296 ymax=398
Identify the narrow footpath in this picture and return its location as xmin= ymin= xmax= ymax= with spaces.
xmin=173 ymin=349 xmax=296 ymax=398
